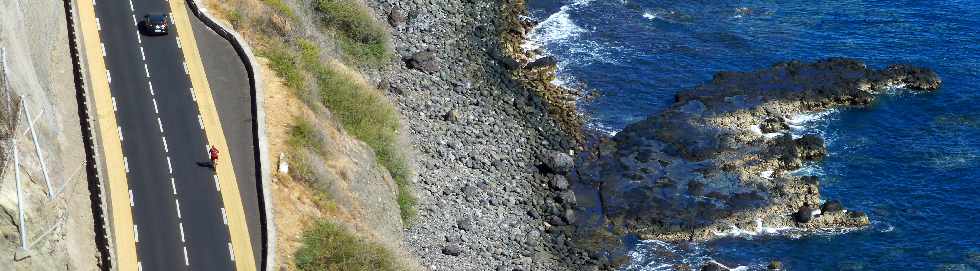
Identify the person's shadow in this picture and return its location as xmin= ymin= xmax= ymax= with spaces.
xmin=196 ymin=161 xmax=216 ymax=170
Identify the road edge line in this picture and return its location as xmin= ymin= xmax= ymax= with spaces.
xmin=75 ymin=0 xmax=140 ymax=269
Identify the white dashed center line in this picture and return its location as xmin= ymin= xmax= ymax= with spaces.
xmin=144 ymin=63 xmax=150 ymax=78
xmin=101 ymin=43 xmax=106 ymax=57
xmin=183 ymin=246 xmax=190 ymax=266
xmin=157 ymin=117 xmax=164 ymax=133
xmin=118 ymin=126 xmax=124 ymax=142
xmin=106 ymin=70 xmax=111 ymax=84
xmin=131 ymin=14 xmax=137 ymax=26
xmin=182 ymin=61 xmax=189 ymax=75
xmin=170 ymin=177 xmax=177 ymax=195
xmin=197 ymin=115 xmax=204 ymax=130
xmin=133 ymin=225 xmax=139 ymax=243
xmin=166 ymin=156 xmax=173 ymax=174
xmin=214 ymin=175 xmax=220 ymax=191
xmin=162 ymin=136 xmax=169 ymax=153
xmin=136 ymin=31 xmax=141 ymax=43
xmin=189 ymin=87 xmax=196 ymax=101
xmin=179 ymin=222 xmax=186 ymax=242
xmin=176 ymin=36 xmax=182 ymax=48
xmin=128 ymin=0 xmax=133 ymax=11
xmin=228 ymin=242 xmax=235 ymax=262
xmin=123 ymin=156 xmax=129 ymax=173
xmin=175 ymin=198 xmax=182 ymax=219
xmin=152 ymin=98 xmax=159 ymax=114
xmin=220 ymin=207 xmax=227 ymax=225
xmin=129 ymin=189 xmax=134 ymax=207
xmin=148 ymin=81 xmax=154 ymax=96
xmin=139 ymin=46 xmax=145 ymax=61
xmin=111 ymin=96 xmax=117 ymax=112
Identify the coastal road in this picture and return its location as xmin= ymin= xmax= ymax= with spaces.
xmin=78 ymin=0 xmax=256 ymax=269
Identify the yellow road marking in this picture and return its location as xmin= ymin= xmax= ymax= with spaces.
xmin=167 ymin=1 xmax=257 ymax=270
xmin=76 ymin=0 xmax=140 ymax=269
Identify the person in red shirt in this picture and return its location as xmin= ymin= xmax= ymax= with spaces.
xmin=209 ymin=146 xmax=220 ymax=168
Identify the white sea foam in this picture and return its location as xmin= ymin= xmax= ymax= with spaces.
xmin=712 ymin=217 xmax=796 ymax=238
xmin=642 ymin=11 xmax=658 ymax=20
xmin=522 ymin=0 xmax=594 ymax=52
xmin=786 ymin=109 xmax=836 ymax=138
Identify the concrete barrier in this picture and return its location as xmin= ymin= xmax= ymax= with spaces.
xmin=61 ymin=0 xmax=114 ymax=270
xmin=182 ymin=1 xmax=275 ymax=270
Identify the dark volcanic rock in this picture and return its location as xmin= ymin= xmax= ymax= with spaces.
xmin=795 ymin=205 xmax=820 ymax=223
xmin=387 ymin=9 xmax=405 ymax=27
xmin=575 ymin=59 xmax=939 ymax=242
xmin=796 ymin=134 xmax=826 ymax=160
xmin=404 ymin=50 xmax=438 ymax=73
xmin=701 ymin=261 xmax=733 ymax=271
xmin=442 ymin=244 xmax=463 ymax=256
xmin=760 ymin=117 xmax=789 ymax=133
xmin=524 ymin=56 xmax=558 ymax=70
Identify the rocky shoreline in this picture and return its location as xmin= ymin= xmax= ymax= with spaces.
xmin=365 ymin=0 xmax=598 ymax=269
xmin=571 ymin=58 xmax=940 ymax=267
xmin=363 ymin=0 xmax=943 ymax=269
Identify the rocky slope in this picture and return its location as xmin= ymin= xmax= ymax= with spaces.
xmin=361 ymin=0 xmax=602 ymax=269
xmin=572 ymin=59 xmax=940 ymax=252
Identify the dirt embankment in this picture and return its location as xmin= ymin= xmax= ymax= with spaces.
xmin=0 ymin=0 xmax=99 ymax=270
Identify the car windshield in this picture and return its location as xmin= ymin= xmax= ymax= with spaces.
xmin=149 ymin=15 xmax=166 ymax=24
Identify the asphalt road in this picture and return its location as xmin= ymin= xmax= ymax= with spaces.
xmin=188 ymin=9 xmax=263 ymax=266
xmin=95 ymin=0 xmax=235 ymax=270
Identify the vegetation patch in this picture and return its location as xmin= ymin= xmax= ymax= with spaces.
xmin=260 ymin=46 xmax=305 ymax=92
xmin=310 ymin=60 xmax=416 ymax=221
xmin=295 ymin=220 xmax=402 ymax=271
xmin=261 ymin=0 xmax=297 ymax=21
xmin=313 ymin=0 xmax=390 ymax=64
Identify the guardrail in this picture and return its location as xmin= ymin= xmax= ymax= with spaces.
xmin=182 ymin=1 xmax=276 ymax=270
xmin=61 ymin=0 xmax=114 ymax=270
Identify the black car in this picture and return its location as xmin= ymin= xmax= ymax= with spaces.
xmin=141 ymin=14 xmax=169 ymax=35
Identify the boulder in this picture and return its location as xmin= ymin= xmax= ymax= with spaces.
xmin=563 ymin=209 xmax=576 ymax=224
xmin=404 ymin=50 xmax=438 ymax=73
xmin=768 ymin=260 xmax=783 ymax=270
xmin=549 ymin=175 xmax=570 ymax=191
xmin=760 ymin=117 xmax=789 ymax=133
xmin=444 ymin=109 xmax=461 ymax=122
xmin=795 ymin=205 xmax=821 ymax=223
xmin=541 ymin=151 xmax=574 ymax=174
xmin=524 ymin=56 xmax=558 ymax=70
xmin=442 ymin=244 xmax=463 ymax=256
xmin=795 ymin=134 xmax=826 ymax=160
xmin=387 ymin=9 xmax=406 ymax=28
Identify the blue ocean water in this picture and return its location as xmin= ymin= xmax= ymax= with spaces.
xmin=524 ymin=0 xmax=980 ymax=270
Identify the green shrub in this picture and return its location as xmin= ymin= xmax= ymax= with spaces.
xmin=295 ymin=220 xmax=401 ymax=271
xmin=262 ymin=0 xmax=297 ymax=20
xmin=313 ymin=0 xmax=390 ymax=64
xmin=288 ymin=118 xmax=322 ymax=151
xmin=227 ymin=9 xmax=243 ymax=28
xmin=260 ymin=47 xmax=304 ymax=91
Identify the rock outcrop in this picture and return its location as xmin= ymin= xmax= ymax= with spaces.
xmin=573 ymin=59 xmax=940 ymax=244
